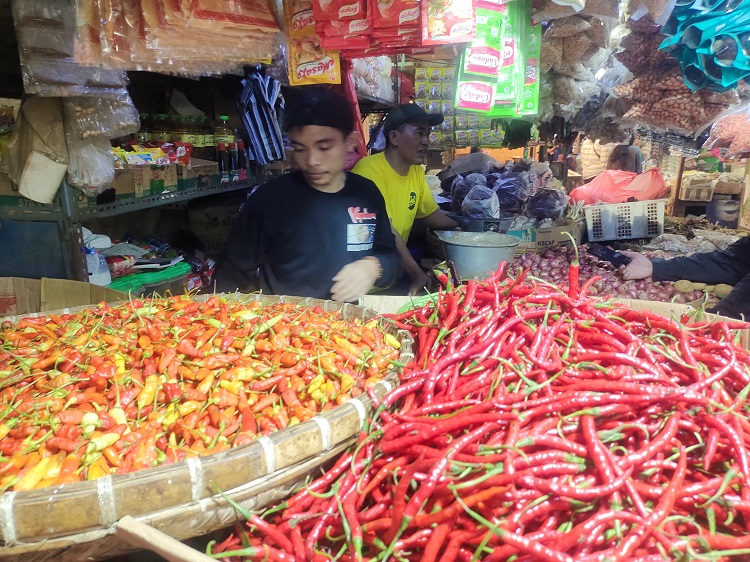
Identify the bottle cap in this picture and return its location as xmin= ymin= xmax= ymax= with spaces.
xmin=237 ymin=140 xmax=245 ymax=149
xmin=217 ymin=142 xmax=226 ymax=150
xmin=220 ymin=115 xmax=229 ymax=121
xmin=229 ymin=142 xmax=237 ymax=150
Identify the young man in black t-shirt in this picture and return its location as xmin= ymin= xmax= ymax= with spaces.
xmin=216 ymin=88 xmax=400 ymax=302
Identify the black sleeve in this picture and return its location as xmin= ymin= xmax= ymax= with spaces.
xmin=370 ymin=190 xmax=401 ymax=290
xmin=214 ymin=192 xmax=266 ymax=293
xmin=652 ymin=237 xmax=750 ymax=286
xmin=708 ymin=272 xmax=750 ymax=320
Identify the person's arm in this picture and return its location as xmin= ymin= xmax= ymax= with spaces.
xmin=622 ymin=238 xmax=750 ymax=285
xmin=330 ymin=189 xmax=401 ymax=302
xmin=709 ymin=272 xmax=750 ymax=320
xmin=213 ymin=193 xmax=265 ymax=293
xmin=420 ymin=209 xmax=458 ymax=230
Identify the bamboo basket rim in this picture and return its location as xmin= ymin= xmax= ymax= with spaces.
xmin=0 ymin=294 xmax=414 ymax=560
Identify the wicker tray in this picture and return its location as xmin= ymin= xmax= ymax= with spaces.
xmin=0 ymin=294 xmax=414 ymax=561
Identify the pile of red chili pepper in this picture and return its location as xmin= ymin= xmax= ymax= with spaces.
xmin=210 ymin=264 xmax=750 ymax=561
xmin=0 ymin=296 xmax=400 ymax=492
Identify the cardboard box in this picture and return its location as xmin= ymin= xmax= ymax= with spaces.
xmin=714 ymin=181 xmax=743 ymax=195
xmin=0 ymin=278 xmax=128 ymax=317
xmin=506 ymin=221 xmax=584 ymax=254
xmin=131 ymin=164 xmax=177 ymax=197
xmin=0 ymin=171 xmax=59 ymax=209
xmin=188 ymin=196 xmax=245 ymax=259
xmin=178 ymin=160 xmax=220 ymax=191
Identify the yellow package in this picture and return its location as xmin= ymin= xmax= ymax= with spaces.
xmin=287 ymin=36 xmax=341 ymax=86
xmin=285 ymin=0 xmax=315 ymax=38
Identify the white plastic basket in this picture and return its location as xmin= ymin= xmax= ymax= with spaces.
xmin=584 ymin=200 xmax=666 ymax=242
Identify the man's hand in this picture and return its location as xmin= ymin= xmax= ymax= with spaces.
xmin=408 ymin=270 xmax=431 ymax=296
xmin=331 ymin=258 xmax=380 ymax=302
xmin=620 ymin=250 xmax=653 ymax=280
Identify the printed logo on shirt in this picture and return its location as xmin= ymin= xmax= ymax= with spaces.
xmin=347 ymin=224 xmax=375 ymax=252
xmin=408 ymin=192 xmax=417 ymax=210
xmin=348 ymin=207 xmax=377 ymax=223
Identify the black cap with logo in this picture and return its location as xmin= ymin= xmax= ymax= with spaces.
xmin=382 ymin=104 xmax=444 ymax=137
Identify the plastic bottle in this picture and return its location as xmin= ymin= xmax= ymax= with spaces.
xmin=86 ymin=248 xmax=112 ymax=286
xmin=217 ymin=142 xmax=230 ymax=183
xmin=214 ymin=115 xmax=235 ymax=147
xmin=228 ymin=142 xmax=239 ymax=182
xmin=186 ymin=116 xmax=204 ymax=153
xmin=201 ymin=117 xmax=216 ymax=161
xmin=151 ymin=114 xmax=168 ymax=143
xmin=236 ymin=140 xmax=248 ymax=181
xmin=137 ymin=113 xmax=150 ymax=143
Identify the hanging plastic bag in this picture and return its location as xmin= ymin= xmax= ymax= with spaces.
xmin=462 ymin=185 xmax=500 ymax=218
xmin=526 ymin=188 xmax=569 ymax=220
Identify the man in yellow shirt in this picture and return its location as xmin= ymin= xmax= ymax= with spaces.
xmin=353 ymin=104 xmax=457 ymax=294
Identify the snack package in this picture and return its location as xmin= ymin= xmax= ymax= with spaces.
xmin=422 ymin=0 xmax=477 ymax=46
xmin=455 ymin=80 xmax=496 ymax=112
xmin=370 ymin=0 xmax=420 ymax=28
xmin=313 ymin=0 xmax=366 ymax=21
xmin=415 ymin=81 xmax=429 ymax=97
xmin=288 ymin=36 xmax=342 ymax=85
xmin=286 ymin=0 xmax=315 ymax=38
xmin=520 ymin=24 xmax=542 ymax=116
xmin=429 ymin=67 xmax=444 ymax=82
xmin=321 ymin=19 xmax=370 ymax=36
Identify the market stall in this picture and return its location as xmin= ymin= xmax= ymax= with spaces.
xmin=2 ymin=0 xmax=750 ymax=559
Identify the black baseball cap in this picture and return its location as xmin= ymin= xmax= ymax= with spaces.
xmin=382 ymin=104 xmax=444 ymax=137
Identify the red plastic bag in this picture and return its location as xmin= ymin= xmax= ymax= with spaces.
xmin=569 ymin=169 xmax=668 ymax=205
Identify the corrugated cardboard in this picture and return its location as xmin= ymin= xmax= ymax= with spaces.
xmin=132 ymin=164 xmax=178 ymax=197
xmin=0 ymin=278 xmax=127 ymax=317
xmin=178 ymin=160 xmax=220 ymax=191
xmin=1 ymin=98 xmax=68 ymax=204
xmin=189 ymin=195 xmax=244 ymax=258
xmin=506 ymin=221 xmax=584 ymax=255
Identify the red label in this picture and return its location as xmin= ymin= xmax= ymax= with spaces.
xmin=466 ymin=45 xmax=501 ymax=76
xmin=297 ymin=57 xmax=337 ymax=81
xmin=339 ymin=0 xmax=362 ymax=18
xmin=456 ymin=82 xmax=494 ymax=111
xmin=291 ymin=10 xmax=314 ymax=32
xmin=399 ymin=7 xmax=419 ymax=24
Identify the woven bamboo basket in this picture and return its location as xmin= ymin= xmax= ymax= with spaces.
xmin=0 ymin=294 xmax=414 ymax=561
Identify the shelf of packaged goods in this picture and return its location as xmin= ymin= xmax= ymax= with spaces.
xmin=75 ymin=179 xmax=256 ymax=220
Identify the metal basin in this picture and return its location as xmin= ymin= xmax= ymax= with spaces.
xmin=434 ymin=231 xmax=520 ymax=280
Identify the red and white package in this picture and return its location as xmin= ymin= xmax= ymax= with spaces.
xmin=321 ymin=35 xmax=372 ymax=50
xmin=422 ymin=0 xmax=476 ymax=46
xmin=313 ymin=0 xmax=366 ymax=21
xmin=455 ymin=81 xmax=495 ymax=112
xmin=320 ymin=18 xmax=370 ymax=36
xmin=370 ymin=0 xmax=420 ymax=28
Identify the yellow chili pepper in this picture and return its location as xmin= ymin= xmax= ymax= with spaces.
xmin=308 ymin=374 xmax=325 ymax=394
xmin=42 ymin=451 xmax=67 ymax=481
xmin=219 ymin=380 xmax=243 ymax=396
xmin=88 ymin=433 xmax=120 ymax=453
xmin=0 ymin=423 xmax=11 ymax=441
xmin=14 ymin=457 xmax=51 ymax=492
xmin=178 ymin=400 xmax=201 ymax=417
xmin=196 ymin=373 xmax=215 ymax=395
xmin=87 ymin=455 xmax=110 ymax=480
xmin=137 ymin=375 xmax=159 ymax=409
xmin=340 ymin=373 xmax=355 ymax=393
xmin=384 ymin=333 xmax=401 ymax=349
xmin=160 ymin=403 xmax=181 ymax=427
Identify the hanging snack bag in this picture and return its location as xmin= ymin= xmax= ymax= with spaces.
xmin=313 ymin=0 xmax=366 ymax=21
xmin=288 ymin=36 xmax=342 ymax=85
xmin=286 ymin=0 xmax=315 ymax=37
xmin=370 ymin=0 xmax=420 ymax=28
xmin=455 ymin=79 xmax=496 ymax=112
xmin=422 ymin=0 xmax=477 ymax=46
